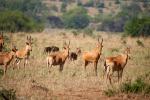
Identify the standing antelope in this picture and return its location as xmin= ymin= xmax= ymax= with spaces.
xmin=104 ymin=47 xmax=131 ymax=84
xmin=69 ymin=47 xmax=81 ymax=61
xmin=46 ymin=41 xmax=70 ymax=72
xmin=82 ymin=38 xmax=103 ymax=76
xmin=0 ymin=46 xmax=17 ymax=77
xmin=0 ymin=33 xmax=4 ymax=52
xmin=13 ymin=36 xmax=33 ymax=69
xmin=44 ymin=46 xmax=59 ymax=54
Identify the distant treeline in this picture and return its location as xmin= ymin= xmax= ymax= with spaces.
xmin=47 ymin=0 xmax=150 ymax=37
xmin=0 ymin=0 xmax=47 ymax=32
xmin=0 ymin=0 xmax=150 ymax=36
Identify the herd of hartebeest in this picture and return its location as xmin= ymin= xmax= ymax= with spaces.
xmin=0 ymin=33 xmax=131 ymax=84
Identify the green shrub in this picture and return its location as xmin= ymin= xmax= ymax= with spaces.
xmin=124 ymin=17 xmax=150 ymax=37
xmin=83 ymin=28 xmax=93 ymax=36
xmin=83 ymin=0 xmax=94 ymax=7
xmin=77 ymin=0 xmax=83 ymax=6
xmin=62 ymin=6 xmax=90 ymax=29
xmin=120 ymin=78 xmax=150 ymax=94
xmin=61 ymin=2 xmax=67 ymax=12
xmin=50 ymin=4 xmax=58 ymax=12
xmin=136 ymin=40 xmax=144 ymax=47
xmin=97 ymin=2 xmax=105 ymax=8
xmin=104 ymin=89 xmax=116 ymax=97
xmin=115 ymin=0 xmax=120 ymax=4
xmin=0 ymin=87 xmax=16 ymax=100
xmin=72 ymin=30 xmax=79 ymax=36
xmin=0 ymin=10 xmax=44 ymax=32
xmin=111 ymin=48 xmax=119 ymax=53
xmin=0 ymin=0 xmax=47 ymax=20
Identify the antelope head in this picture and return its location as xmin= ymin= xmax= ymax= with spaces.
xmin=27 ymin=35 xmax=33 ymax=44
xmin=63 ymin=41 xmax=70 ymax=55
xmin=96 ymin=37 xmax=103 ymax=52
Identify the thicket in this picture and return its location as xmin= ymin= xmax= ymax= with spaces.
xmin=0 ymin=10 xmax=43 ymax=32
xmin=0 ymin=0 xmax=46 ymax=32
xmin=104 ymin=72 xmax=150 ymax=97
xmin=62 ymin=7 xmax=90 ymax=29
xmin=124 ymin=17 xmax=150 ymax=37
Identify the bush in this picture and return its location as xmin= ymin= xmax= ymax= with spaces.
xmin=120 ymin=78 xmax=150 ymax=94
xmin=0 ymin=0 xmax=47 ymax=20
xmin=124 ymin=17 xmax=150 ymax=37
xmin=98 ymin=16 xmax=127 ymax=32
xmin=0 ymin=10 xmax=44 ymax=32
xmin=115 ymin=0 xmax=120 ymax=4
xmin=47 ymin=16 xmax=64 ymax=28
xmin=62 ymin=7 xmax=90 ymax=29
xmin=104 ymin=89 xmax=116 ymax=97
xmin=0 ymin=87 xmax=16 ymax=100
xmin=72 ymin=30 xmax=79 ymax=36
xmin=83 ymin=0 xmax=94 ymax=7
xmin=61 ymin=2 xmax=67 ymax=12
xmin=77 ymin=0 xmax=83 ymax=6
xmin=136 ymin=40 xmax=144 ymax=47
xmin=97 ymin=2 xmax=105 ymax=8
xmin=83 ymin=28 xmax=93 ymax=36
xmin=50 ymin=4 xmax=58 ymax=12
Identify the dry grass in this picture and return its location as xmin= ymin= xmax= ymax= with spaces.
xmin=0 ymin=30 xmax=150 ymax=99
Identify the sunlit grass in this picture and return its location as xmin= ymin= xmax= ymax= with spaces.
xmin=0 ymin=30 xmax=150 ymax=99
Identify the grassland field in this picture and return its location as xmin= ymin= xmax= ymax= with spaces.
xmin=0 ymin=29 xmax=150 ymax=100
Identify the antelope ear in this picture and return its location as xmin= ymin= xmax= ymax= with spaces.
xmin=63 ymin=47 xmax=66 ymax=49
xmin=26 ymin=42 xmax=29 ymax=45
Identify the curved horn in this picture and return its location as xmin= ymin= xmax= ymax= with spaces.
xmin=27 ymin=36 xmax=29 ymax=40
xmin=30 ymin=36 xmax=32 ymax=40
xmin=101 ymin=38 xmax=103 ymax=44
xmin=68 ymin=40 xmax=70 ymax=46
xmin=97 ymin=37 xmax=100 ymax=42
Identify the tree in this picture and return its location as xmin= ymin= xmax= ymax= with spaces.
xmin=62 ymin=7 xmax=90 ymax=29
xmin=124 ymin=17 xmax=150 ymax=37
xmin=0 ymin=0 xmax=47 ymax=20
xmin=0 ymin=10 xmax=44 ymax=32
xmin=61 ymin=2 xmax=67 ymax=12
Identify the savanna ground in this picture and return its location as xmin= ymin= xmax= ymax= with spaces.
xmin=0 ymin=29 xmax=150 ymax=100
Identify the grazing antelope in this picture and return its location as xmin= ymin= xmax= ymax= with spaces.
xmin=46 ymin=41 xmax=70 ymax=72
xmin=13 ymin=36 xmax=33 ymax=69
xmin=104 ymin=47 xmax=131 ymax=84
xmin=0 ymin=46 xmax=17 ymax=77
xmin=69 ymin=48 xmax=81 ymax=61
xmin=44 ymin=46 xmax=59 ymax=54
xmin=0 ymin=33 xmax=4 ymax=52
xmin=82 ymin=38 xmax=103 ymax=76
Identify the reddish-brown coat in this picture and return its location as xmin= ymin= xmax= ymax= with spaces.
xmin=82 ymin=38 xmax=103 ymax=76
xmin=46 ymin=41 xmax=70 ymax=72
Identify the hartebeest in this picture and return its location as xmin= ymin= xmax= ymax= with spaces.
xmin=44 ymin=46 xmax=59 ymax=54
xmin=104 ymin=47 xmax=131 ymax=84
xmin=82 ymin=38 xmax=103 ymax=76
xmin=0 ymin=46 xmax=17 ymax=77
xmin=0 ymin=33 xmax=4 ymax=52
xmin=46 ymin=41 xmax=70 ymax=72
xmin=69 ymin=48 xmax=81 ymax=61
xmin=13 ymin=36 xmax=33 ymax=69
